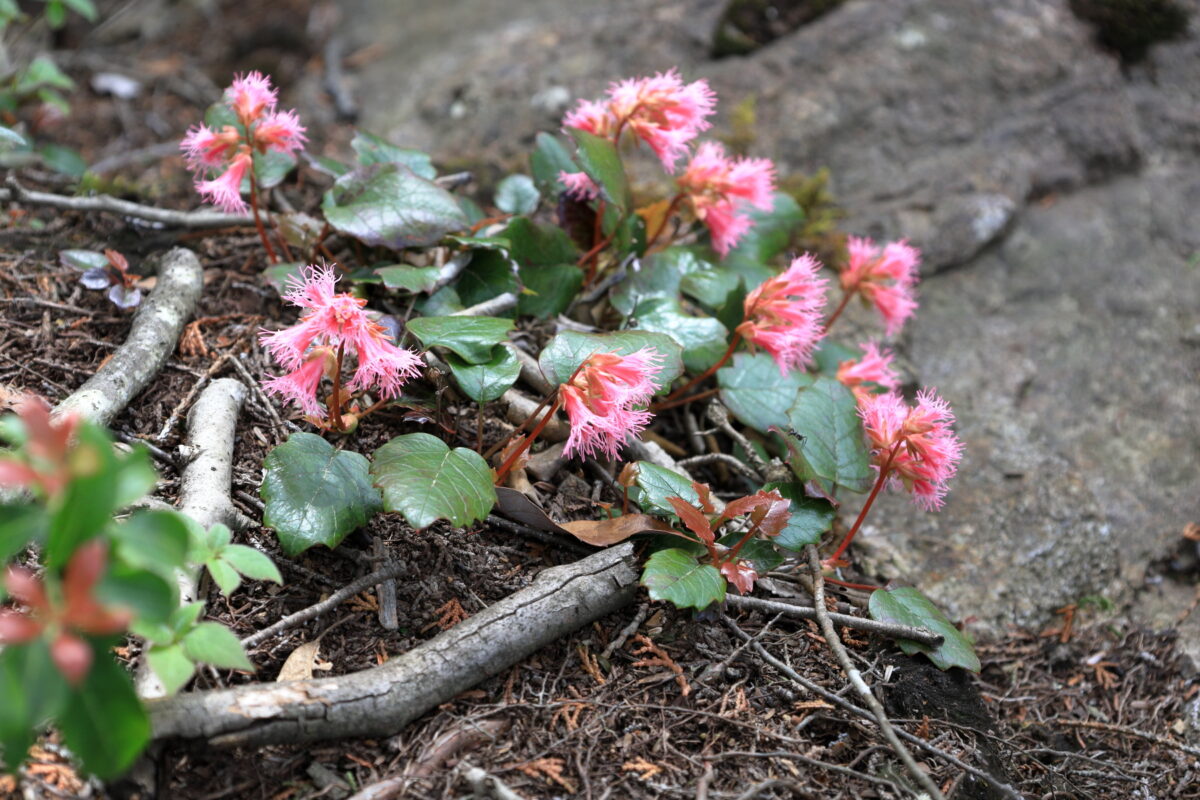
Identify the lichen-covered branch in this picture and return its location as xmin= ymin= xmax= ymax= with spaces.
xmin=53 ymin=248 xmax=204 ymax=426
xmin=3 ymin=178 xmax=257 ymax=228
xmin=148 ymin=544 xmax=638 ymax=746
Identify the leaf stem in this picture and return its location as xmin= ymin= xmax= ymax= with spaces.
xmin=822 ymin=286 xmax=855 ymax=335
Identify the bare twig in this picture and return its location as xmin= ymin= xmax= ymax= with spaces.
xmin=453 ymin=292 xmax=518 ymax=318
xmin=54 ymin=248 xmax=204 ymax=426
xmin=724 ymin=594 xmax=943 ymax=647
xmin=241 ymin=561 xmax=409 ymax=649
xmin=3 ymin=178 xmax=258 ymax=228
xmin=676 ymin=453 xmax=762 ymax=483
xmin=805 ymin=545 xmax=945 ymax=800
xmin=1053 ymin=719 xmax=1200 ymax=758
xmin=156 ymin=353 xmax=232 ymax=441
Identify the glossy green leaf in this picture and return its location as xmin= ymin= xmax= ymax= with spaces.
xmin=371 ymin=433 xmax=496 ymax=530
xmin=322 ymin=163 xmax=468 ymax=249
xmin=446 ymin=346 xmax=522 ymax=404
xmin=97 ymin=564 xmax=175 ymax=624
xmin=764 ymin=482 xmax=836 ymax=551
xmin=630 ymin=462 xmax=700 ymax=516
xmin=113 ymin=446 xmax=157 ymax=508
xmin=376 ymin=264 xmax=440 ymax=293
xmin=147 ymin=643 xmax=195 ymax=695
xmin=812 ymin=339 xmax=864 ymax=377
xmin=0 ymin=504 xmax=45 ymax=563
xmin=15 ymin=57 xmax=73 ymax=94
xmin=504 ymin=216 xmax=580 ymax=266
xmin=45 ymin=425 xmax=118 ymax=568
xmin=253 ymin=148 xmax=297 ymax=190
xmin=38 ymin=143 xmax=86 ymax=178
xmin=59 ymin=654 xmax=149 ymax=779
xmin=785 ymin=377 xmax=873 ymax=495
xmin=538 ymin=330 xmax=684 ymax=391
xmin=0 ymin=641 xmax=68 ymax=771
xmin=718 ymin=352 xmax=814 ymax=434
xmin=182 ymin=623 xmax=254 ymax=671
xmin=681 ymin=266 xmax=741 ymax=309
xmin=610 ymin=247 xmax=703 ymax=316
xmin=454 ymin=250 xmax=519 ymax=308
xmin=725 ymin=192 xmax=804 ymax=264
xmin=219 ymin=544 xmax=282 ymax=585
xmin=716 ymin=531 xmax=783 ymax=573
xmin=263 ymin=261 xmax=308 ymax=294
xmin=868 ymin=587 xmax=981 ymax=673
xmin=630 ymin=296 xmax=729 ymax=373
xmin=206 ymin=557 xmax=241 ymax=596
xmin=350 ymin=131 xmax=436 ymax=178
xmin=518 ymin=262 xmax=584 ymax=319
xmin=261 ymin=433 xmax=383 ymax=557
xmin=405 ymin=316 xmax=514 ymax=364
xmin=641 ymin=548 xmax=725 ymax=610
xmin=569 ymin=129 xmax=630 ymax=212
xmin=59 ymin=249 xmax=108 ymax=271
xmin=530 ymin=132 xmax=578 ymax=193
xmin=112 ymin=510 xmax=190 ymax=573
xmin=495 ymin=174 xmax=539 ymax=215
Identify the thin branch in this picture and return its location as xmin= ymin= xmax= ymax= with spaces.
xmin=1053 ymin=719 xmax=1200 ymax=758
xmin=805 ymin=545 xmax=946 ymax=800
xmin=241 ymin=561 xmax=409 ymax=649
xmin=452 ymin=291 xmax=518 ymax=318
xmin=724 ymin=594 xmax=943 ymax=647
xmin=3 ymin=178 xmax=258 ymax=228
xmin=676 ymin=453 xmax=762 ymax=483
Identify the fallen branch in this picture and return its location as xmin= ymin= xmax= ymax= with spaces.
xmin=3 ymin=178 xmax=258 ymax=228
xmin=805 ymin=545 xmax=946 ymax=800
xmin=137 ymin=378 xmax=249 ymax=699
xmin=241 ymin=562 xmax=409 ymax=649
xmin=53 ymin=248 xmax=204 ymax=426
xmin=452 ymin=292 xmax=518 ymax=318
xmin=148 ymin=543 xmax=639 ymax=747
xmin=724 ymin=594 xmax=943 ymax=647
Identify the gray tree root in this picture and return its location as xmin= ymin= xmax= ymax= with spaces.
xmin=53 ymin=248 xmax=204 ymax=425
xmin=147 ymin=543 xmax=639 ymax=747
xmin=3 ymin=179 xmax=256 ymax=228
xmin=136 ymin=378 xmax=248 ymax=700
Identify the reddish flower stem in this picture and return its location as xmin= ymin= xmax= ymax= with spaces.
xmin=493 ymin=395 xmax=562 ymax=484
xmin=725 ymin=516 xmax=765 ymax=563
xmin=650 ymin=386 xmax=720 ymax=413
xmin=823 ymin=575 xmax=882 ymax=592
xmin=482 ymin=389 xmax=556 ymax=461
xmin=653 ymin=332 xmax=742 ymax=411
xmin=247 ymin=169 xmax=278 ymax=264
xmin=328 ymin=342 xmax=346 ymax=432
xmin=822 ymin=286 xmax=856 ymax=335
xmin=645 ymin=193 xmax=684 ymax=252
xmin=824 ymin=440 xmax=903 ymax=565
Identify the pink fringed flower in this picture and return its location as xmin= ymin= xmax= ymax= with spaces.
xmin=562 ymin=69 xmax=716 ymax=171
xmin=196 ymin=151 xmax=252 ymax=214
xmin=260 ymin=265 xmax=423 ymax=419
xmin=560 ymin=348 xmax=663 ymax=459
xmin=836 ymin=342 xmax=899 ymax=403
xmin=227 ymin=71 xmax=278 ymax=124
xmin=736 ymin=254 xmax=827 ymax=374
xmin=559 ymin=170 xmax=600 ymax=200
xmin=677 ymin=141 xmax=776 ymax=256
xmin=841 ymin=237 xmax=920 ymax=336
xmin=180 ymin=71 xmax=305 ymax=214
xmin=859 ymin=389 xmax=962 ymax=511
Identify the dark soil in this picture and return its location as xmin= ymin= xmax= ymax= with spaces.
xmin=2 ymin=2 xmax=1198 ymax=798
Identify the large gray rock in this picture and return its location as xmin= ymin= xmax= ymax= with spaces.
xmin=342 ymin=0 xmax=1200 ymax=638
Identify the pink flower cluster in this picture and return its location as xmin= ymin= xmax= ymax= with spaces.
xmin=836 ymin=342 xmax=900 ymax=403
xmin=842 ymin=237 xmax=920 ymax=336
xmin=560 ymin=70 xmax=776 ymax=256
xmin=561 ymin=348 xmax=663 ymax=459
xmin=260 ymin=265 xmax=422 ymax=418
xmin=737 ymin=254 xmax=827 ymax=374
xmin=859 ymin=389 xmax=963 ymax=510
xmin=180 ymin=72 xmax=307 ymax=214
xmin=563 ymin=68 xmax=716 ymax=171
xmin=676 ymin=142 xmax=775 ymax=256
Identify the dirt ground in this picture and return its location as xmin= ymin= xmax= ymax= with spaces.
xmin=1 ymin=1 xmax=1198 ymax=797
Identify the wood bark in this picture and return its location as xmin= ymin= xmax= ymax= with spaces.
xmin=53 ymin=248 xmax=203 ymax=425
xmin=148 ymin=543 xmax=638 ymax=747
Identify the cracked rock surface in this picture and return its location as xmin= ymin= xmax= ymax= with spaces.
xmin=343 ymin=0 xmax=1200 ymax=645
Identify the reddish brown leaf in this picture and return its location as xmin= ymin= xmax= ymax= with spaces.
xmin=667 ymin=495 xmax=715 ymax=546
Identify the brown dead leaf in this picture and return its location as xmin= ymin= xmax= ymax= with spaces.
xmin=495 ymin=486 xmax=674 ymax=546
xmin=276 ymin=641 xmax=333 ymax=681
